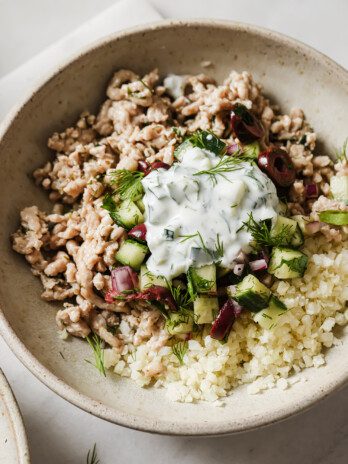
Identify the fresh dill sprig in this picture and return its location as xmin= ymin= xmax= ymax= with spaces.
xmin=335 ymin=138 xmax=348 ymax=162
xmin=85 ymin=334 xmax=106 ymax=377
xmin=214 ymin=233 xmax=224 ymax=258
xmin=101 ymin=193 xmax=127 ymax=228
xmin=86 ymin=443 xmax=100 ymax=464
xmin=165 ymin=278 xmax=194 ymax=310
xmin=110 ymin=169 xmax=144 ymax=202
xmin=172 ymin=340 xmax=188 ymax=365
xmin=242 ymin=212 xmax=292 ymax=249
xmin=194 ymin=156 xmax=244 ymax=185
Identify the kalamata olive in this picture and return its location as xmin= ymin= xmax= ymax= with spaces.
xmin=138 ymin=160 xmax=149 ymax=172
xmin=257 ymin=147 xmax=296 ymax=187
xmin=128 ymin=223 xmax=147 ymax=242
xmin=230 ymin=104 xmax=265 ymax=143
xmin=144 ymin=161 xmax=171 ymax=176
xmin=210 ymin=300 xmax=243 ymax=340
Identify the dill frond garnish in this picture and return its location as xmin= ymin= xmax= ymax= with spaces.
xmin=110 ymin=169 xmax=144 ymax=202
xmin=172 ymin=340 xmax=189 ymax=365
xmin=86 ymin=443 xmax=100 ymax=464
xmin=85 ymin=334 xmax=106 ymax=377
xmin=214 ymin=233 xmax=224 ymax=259
xmin=165 ymin=279 xmax=194 ymax=310
xmin=242 ymin=212 xmax=292 ymax=249
xmin=335 ymin=138 xmax=348 ymax=162
xmin=179 ymin=231 xmax=224 ymax=263
xmin=194 ymin=156 xmax=244 ymax=185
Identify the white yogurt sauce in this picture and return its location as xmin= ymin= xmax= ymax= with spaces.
xmin=142 ymin=146 xmax=279 ymax=279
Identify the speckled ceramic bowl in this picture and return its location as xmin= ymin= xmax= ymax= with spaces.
xmin=0 ymin=370 xmax=30 ymax=463
xmin=0 ymin=20 xmax=347 ymax=436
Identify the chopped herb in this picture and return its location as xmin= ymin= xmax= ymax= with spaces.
xmin=172 ymin=340 xmax=189 ymax=365
xmin=86 ymin=443 xmax=100 ymax=464
xmin=110 ymin=169 xmax=144 ymax=202
xmin=59 ymin=351 xmax=65 ymax=360
xmin=194 ymin=156 xmax=244 ymax=185
xmin=214 ymin=233 xmax=224 ymax=259
xmin=174 ymin=130 xmax=226 ymax=158
xmin=101 ymin=193 xmax=127 ymax=228
xmin=85 ymin=334 xmax=106 ymax=377
xmin=242 ymin=212 xmax=292 ymax=249
xmin=165 ymin=278 xmax=194 ymax=310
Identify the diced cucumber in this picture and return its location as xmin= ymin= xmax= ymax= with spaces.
xmin=188 ymin=264 xmax=217 ymax=295
xmin=268 ymin=247 xmax=308 ymax=279
xmin=116 ymin=200 xmax=144 ymax=229
xmin=330 ymin=175 xmax=348 ymax=203
xmin=232 ymin=274 xmax=271 ymax=311
xmin=115 ymin=239 xmax=148 ymax=270
xmin=165 ymin=312 xmax=193 ymax=335
xmin=139 ymin=265 xmax=168 ymax=290
xmin=243 ymin=141 xmax=260 ymax=159
xmin=271 ymin=216 xmax=304 ymax=247
xmin=253 ymin=295 xmax=288 ymax=330
xmin=136 ymin=199 xmax=145 ymax=213
xmin=193 ymin=296 xmax=218 ymax=324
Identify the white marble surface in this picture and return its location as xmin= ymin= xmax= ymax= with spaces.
xmin=0 ymin=1 xmax=347 ymax=463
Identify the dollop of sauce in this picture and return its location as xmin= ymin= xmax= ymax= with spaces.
xmin=142 ymin=147 xmax=279 ymax=279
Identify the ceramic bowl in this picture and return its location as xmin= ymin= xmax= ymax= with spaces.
xmin=0 ymin=369 xmax=30 ymax=463
xmin=0 ymin=20 xmax=347 ymax=435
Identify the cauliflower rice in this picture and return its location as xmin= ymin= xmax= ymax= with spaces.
xmin=12 ymin=67 xmax=348 ymax=402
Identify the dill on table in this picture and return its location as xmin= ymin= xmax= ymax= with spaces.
xmin=172 ymin=340 xmax=189 ymax=365
xmin=86 ymin=443 xmax=100 ymax=464
xmin=85 ymin=334 xmax=106 ymax=377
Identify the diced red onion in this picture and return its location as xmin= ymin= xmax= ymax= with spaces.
xmin=305 ymin=183 xmax=319 ymax=199
xmin=128 ymin=223 xmax=147 ymax=242
xmin=249 ymin=259 xmax=268 ymax=272
xmin=111 ymin=266 xmax=138 ymax=293
xmin=233 ymin=264 xmax=245 ymax=276
xmin=235 ymin=251 xmax=248 ymax=264
xmin=259 ymin=273 xmax=274 ymax=288
xmin=226 ymin=142 xmax=240 ymax=155
xmin=259 ymin=248 xmax=269 ymax=264
xmin=105 ymin=285 xmax=176 ymax=311
xmin=138 ymin=160 xmax=149 ymax=172
xmin=210 ymin=299 xmax=243 ymax=340
xmin=305 ymin=221 xmax=321 ymax=235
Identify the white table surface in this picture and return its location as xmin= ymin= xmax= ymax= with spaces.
xmin=1 ymin=1 xmax=347 ymax=463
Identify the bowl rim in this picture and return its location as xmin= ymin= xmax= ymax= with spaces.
xmin=0 ymin=18 xmax=347 ymax=436
xmin=0 ymin=369 xmax=31 ymax=463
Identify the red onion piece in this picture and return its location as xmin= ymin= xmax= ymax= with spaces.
xmin=259 ymin=273 xmax=274 ymax=288
xmin=144 ymin=161 xmax=171 ymax=176
xmin=128 ymin=224 xmax=147 ymax=242
xmin=226 ymin=142 xmax=240 ymax=155
xmin=233 ymin=264 xmax=245 ymax=276
xmin=305 ymin=183 xmax=319 ymax=199
xmin=105 ymin=285 xmax=176 ymax=311
xmin=305 ymin=221 xmax=321 ymax=235
xmin=259 ymin=248 xmax=269 ymax=264
xmin=210 ymin=299 xmax=243 ymax=340
xmin=235 ymin=251 xmax=248 ymax=264
xmin=138 ymin=160 xmax=149 ymax=173
xmin=249 ymin=259 xmax=268 ymax=272
xmin=111 ymin=266 xmax=139 ymax=293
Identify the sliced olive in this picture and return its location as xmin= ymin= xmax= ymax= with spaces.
xmin=257 ymin=148 xmax=296 ymax=187
xmin=230 ymin=104 xmax=265 ymax=143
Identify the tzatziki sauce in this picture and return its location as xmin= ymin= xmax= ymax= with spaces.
xmin=142 ymin=146 xmax=279 ymax=279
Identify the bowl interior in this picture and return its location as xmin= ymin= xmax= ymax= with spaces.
xmin=0 ymin=21 xmax=347 ymax=435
